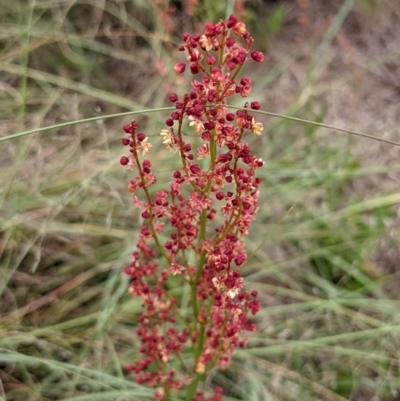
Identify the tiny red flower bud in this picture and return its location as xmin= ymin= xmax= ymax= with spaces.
xmin=226 ymin=37 xmax=235 ymax=47
xmin=226 ymin=14 xmax=238 ymax=28
xmin=123 ymin=124 xmax=131 ymax=133
xmin=201 ymin=131 xmax=211 ymax=141
xmin=243 ymin=202 xmax=251 ymax=210
xmin=122 ymin=138 xmax=130 ymax=146
xmin=137 ymin=133 xmax=146 ymax=142
xmin=143 ymin=159 xmax=151 ymax=168
xmin=206 ymin=56 xmax=216 ymax=65
xmin=251 ymin=101 xmax=260 ymax=110
xmin=207 ymin=93 xmax=216 ymax=102
xmin=226 ymin=113 xmax=235 ymax=121
xmin=235 ymin=253 xmax=246 ymax=266
xmin=227 ymin=61 xmax=236 ymax=71
xmin=190 ymin=164 xmax=200 ymax=174
xmin=216 ymin=192 xmax=224 ymax=200
xmin=165 ymin=118 xmax=174 ymax=127
xmin=142 ymin=211 xmax=150 ymax=219
xmin=251 ymin=290 xmax=258 ymax=297
xmin=190 ymin=64 xmax=199 ymax=74
xmin=120 ymin=156 xmax=129 ymax=165
xmin=183 ymin=144 xmax=191 ymax=152
xmin=176 ymin=102 xmax=183 ymax=109
xmin=251 ymin=51 xmax=264 ymax=62
xmin=204 ymin=22 xmax=216 ymax=36
xmin=171 ymin=112 xmax=180 ymax=120
xmin=190 ymin=91 xmax=197 ymax=99
xmin=174 ymin=62 xmax=186 ymax=74
xmin=168 ymin=93 xmax=178 ymax=102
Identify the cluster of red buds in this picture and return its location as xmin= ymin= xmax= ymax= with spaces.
xmin=120 ymin=14 xmax=264 ymax=401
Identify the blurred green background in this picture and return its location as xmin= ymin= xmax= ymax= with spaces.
xmin=1 ymin=0 xmax=400 ymax=400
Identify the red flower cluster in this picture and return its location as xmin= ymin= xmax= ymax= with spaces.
xmin=121 ymin=15 xmax=264 ymax=400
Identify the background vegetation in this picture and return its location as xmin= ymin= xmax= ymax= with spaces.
xmin=1 ymin=0 xmax=400 ymax=400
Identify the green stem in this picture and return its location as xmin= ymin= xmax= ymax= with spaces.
xmin=185 ymin=373 xmax=205 ymax=401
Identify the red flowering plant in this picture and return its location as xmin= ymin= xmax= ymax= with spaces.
xmin=120 ymin=15 xmax=264 ymax=401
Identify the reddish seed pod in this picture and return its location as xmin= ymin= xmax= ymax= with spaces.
xmin=142 ymin=211 xmax=150 ymax=219
xmin=226 ymin=14 xmax=238 ymax=28
xmin=235 ymin=253 xmax=246 ymax=266
xmin=171 ymin=112 xmax=180 ymax=120
xmin=123 ymin=124 xmax=131 ymax=133
xmin=143 ymin=159 xmax=151 ymax=168
xmin=207 ymin=93 xmax=216 ymax=102
xmin=120 ymin=156 xmax=129 ymax=165
xmin=165 ymin=118 xmax=174 ymax=127
xmin=226 ymin=37 xmax=235 ymax=47
xmin=201 ymin=131 xmax=211 ymax=141
xmin=189 ymin=165 xmax=200 ymax=174
xmin=122 ymin=138 xmax=130 ymax=146
xmin=168 ymin=93 xmax=178 ymax=102
xmin=243 ymin=202 xmax=251 ymax=210
xmin=251 ymin=51 xmax=264 ymax=62
xmin=190 ymin=64 xmax=199 ymax=74
xmin=174 ymin=62 xmax=186 ymax=74
xmin=206 ymin=56 xmax=216 ymax=65
xmin=204 ymin=22 xmax=216 ymax=36
xmin=251 ymin=101 xmax=260 ymax=110
xmin=228 ymin=62 xmax=237 ymax=71
xmin=137 ymin=133 xmax=146 ymax=142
